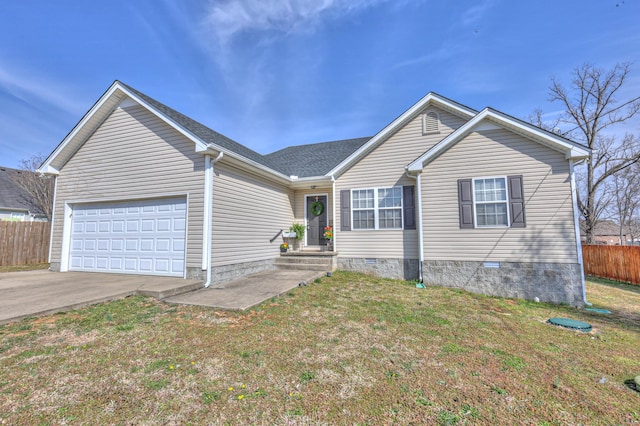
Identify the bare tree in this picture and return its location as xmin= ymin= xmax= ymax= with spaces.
xmin=609 ymin=161 xmax=640 ymax=244
xmin=10 ymin=153 xmax=55 ymax=221
xmin=546 ymin=63 xmax=640 ymax=243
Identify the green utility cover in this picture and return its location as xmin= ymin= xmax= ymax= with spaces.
xmin=585 ymin=308 xmax=611 ymax=314
xmin=547 ymin=317 xmax=592 ymax=332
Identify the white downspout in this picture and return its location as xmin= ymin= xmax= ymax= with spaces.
xmin=406 ymin=170 xmax=424 ymax=282
xmin=331 ymin=175 xmax=337 ymax=252
xmin=203 ymin=151 xmax=223 ymax=288
xmin=47 ymin=175 xmax=58 ymax=264
xmin=569 ymin=159 xmax=590 ymax=306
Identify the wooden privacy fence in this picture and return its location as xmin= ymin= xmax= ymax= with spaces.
xmin=582 ymin=244 xmax=640 ymax=286
xmin=0 ymin=221 xmax=51 ymax=266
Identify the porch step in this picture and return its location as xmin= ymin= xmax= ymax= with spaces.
xmin=275 ymin=252 xmax=337 ymax=272
xmin=275 ymin=263 xmax=330 ymax=272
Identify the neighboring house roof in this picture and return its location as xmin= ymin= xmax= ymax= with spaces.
xmin=407 ymin=107 xmax=591 ymax=172
xmin=580 ymin=220 xmax=631 ymax=237
xmin=0 ymin=166 xmax=44 ymax=215
xmin=264 ymin=137 xmax=371 ymax=178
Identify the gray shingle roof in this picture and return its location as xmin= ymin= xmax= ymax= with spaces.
xmin=119 ymin=82 xmax=279 ymax=171
xmin=264 ymin=137 xmax=371 ymax=178
xmin=119 ymin=81 xmax=368 ymax=178
xmin=0 ymin=166 xmax=44 ymax=214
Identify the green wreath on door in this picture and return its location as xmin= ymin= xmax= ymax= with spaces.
xmin=310 ymin=200 xmax=324 ymax=216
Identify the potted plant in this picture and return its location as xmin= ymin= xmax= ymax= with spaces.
xmin=323 ymin=226 xmax=333 ymax=251
xmin=290 ymin=223 xmax=306 ymax=240
xmin=280 ymin=242 xmax=289 ymax=253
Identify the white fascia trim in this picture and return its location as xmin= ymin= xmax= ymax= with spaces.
xmin=289 ymin=176 xmax=334 ymax=189
xmin=117 ymin=87 xmax=293 ymax=183
xmin=198 ymin=143 xmax=291 ymax=184
xmin=118 ymin=86 xmax=209 ymax=153
xmin=40 ymin=83 xmax=125 ymax=174
xmin=407 ymin=109 xmax=592 ymax=172
xmin=328 ymin=93 xmax=477 ymax=177
xmin=569 ymin=159 xmax=589 ymax=306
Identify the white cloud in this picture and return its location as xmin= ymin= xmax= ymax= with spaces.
xmin=460 ymin=0 xmax=496 ymax=27
xmin=0 ymin=64 xmax=85 ymax=115
xmin=202 ymin=0 xmax=387 ymax=46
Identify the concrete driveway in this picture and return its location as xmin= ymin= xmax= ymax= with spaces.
xmin=0 ymin=268 xmax=327 ymax=325
xmin=0 ymin=270 xmax=201 ymax=325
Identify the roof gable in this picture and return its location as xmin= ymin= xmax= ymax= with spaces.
xmin=39 ymin=81 xmax=286 ymax=178
xmin=327 ymin=92 xmax=477 ymax=177
xmin=407 ymin=108 xmax=591 ymax=172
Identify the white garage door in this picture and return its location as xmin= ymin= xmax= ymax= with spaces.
xmin=69 ymin=197 xmax=186 ymax=277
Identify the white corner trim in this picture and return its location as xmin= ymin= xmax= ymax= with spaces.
xmin=407 ymin=171 xmax=424 ymax=282
xmin=569 ymin=160 xmax=589 ymax=305
xmin=60 ymin=202 xmax=73 ymax=271
xmin=331 ymin=176 xmax=337 ymax=252
xmin=40 ymin=83 xmax=125 ymax=173
xmin=47 ymin=176 xmax=58 ymax=263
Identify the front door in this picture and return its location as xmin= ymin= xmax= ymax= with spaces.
xmin=306 ymin=195 xmax=328 ymax=246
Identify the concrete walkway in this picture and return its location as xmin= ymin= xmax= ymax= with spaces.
xmin=0 ymin=268 xmax=326 ymax=324
xmin=0 ymin=270 xmax=200 ymax=325
xmin=164 ymin=269 xmax=325 ymax=310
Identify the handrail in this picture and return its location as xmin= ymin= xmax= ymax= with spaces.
xmin=270 ymin=229 xmax=283 ymax=243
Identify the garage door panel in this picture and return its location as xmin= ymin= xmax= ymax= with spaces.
xmin=70 ymin=197 xmax=186 ymax=277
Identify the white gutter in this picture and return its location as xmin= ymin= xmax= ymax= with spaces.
xmin=203 ymin=151 xmax=224 ymax=287
xmin=569 ymin=159 xmax=590 ymax=306
xmin=331 ymin=175 xmax=337 ymax=252
xmin=406 ymin=170 xmax=424 ymax=282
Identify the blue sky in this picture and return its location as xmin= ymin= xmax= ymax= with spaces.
xmin=1 ymin=0 xmax=639 ymax=168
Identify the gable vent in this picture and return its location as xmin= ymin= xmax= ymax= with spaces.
xmin=422 ymin=111 xmax=440 ymax=135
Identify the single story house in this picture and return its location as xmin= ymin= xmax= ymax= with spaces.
xmin=0 ymin=166 xmax=48 ymax=222
xmin=581 ymin=220 xmax=633 ymax=245
xmin=39 ymin=81 xmax=591 ymax=306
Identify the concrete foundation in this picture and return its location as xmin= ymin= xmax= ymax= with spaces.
xmin=422 ymin=259 xmax=584 ymax=307
xmin=338 ymin=257 xmax=420 ymax=281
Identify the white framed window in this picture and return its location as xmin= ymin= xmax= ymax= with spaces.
xmin=352 ymin=187 xmax=403 ymax=230
xmin=473 ymin=177 xmax=509 ymax=227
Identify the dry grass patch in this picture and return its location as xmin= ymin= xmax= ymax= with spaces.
xmin=1 ymin=272 xmax=639 ymax=424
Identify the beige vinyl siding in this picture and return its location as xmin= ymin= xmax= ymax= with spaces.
xmin=211 ymin=163 xmax=294 ymax=266
xmin=422 ymin=128 xmax=578 ymax=263
xmin=335 ymin=107 xmax=466 ymax=258
xmin=50 ymin=104 xmax=205 ymax=269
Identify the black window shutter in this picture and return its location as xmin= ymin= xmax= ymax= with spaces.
xmin=340 ymin=190 xmax=351 ymax=231
xmin=402 ymin=185 xmax=416 ymax=230
xmin=508 ymin=175 xmax=526 ymax=228
xmin=458 ymin=179 xmax=474 ymax=228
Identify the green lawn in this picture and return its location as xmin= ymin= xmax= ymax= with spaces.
xmin=1 ymin=272 xmax=639 ymax=424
